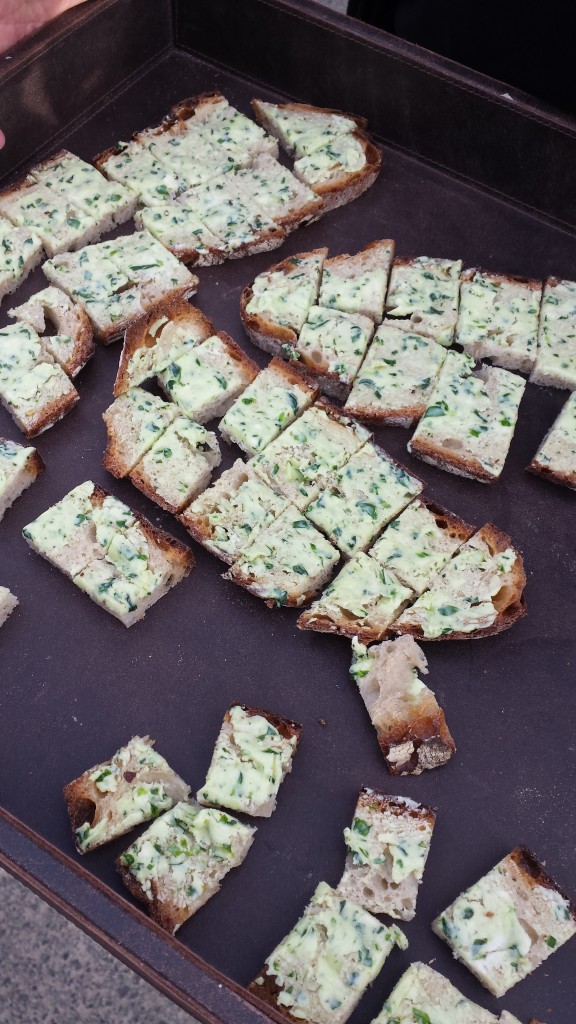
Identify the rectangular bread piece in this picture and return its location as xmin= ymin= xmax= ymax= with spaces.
xmin=0 ymin=177 xmax=99 ymax=256
xmin=0 ymin=586 xmax=18 ymax=627
xmin=336 ymin=789 xmax=435 ymax=919
xmin=433 ymin=846 xmax=576 ymax=997
xmin=385 ymin=255 xmax=462 ymax=346
xmin=344 ymin=324 xmax=447 ymax=426
xmin=408 ymin=350 xmax=526 ymax=483
xmin=170 ymin=92 xmax=278 ymax=162
xmin=135 ymin=203 xmax=228 ymax=265
xmin=30 ymin=149 xmax=137 ymax=230
xmin=63 ymin=735 xmax=191 ymax=853
xmin=117 ymin=800 xmax=255 ymax=934
xmin=174 ymin=175 xmax=285 ymax=258
xmin=219 ymin=357 xmax=318 ymax=456
xmin=158 ymin=331 xmax=259 ymax=423
xmin=103 ymin=387 xmax=179 ymax=477
xmin=234 ymin=153 xmax=324 ymax=230
xmin=318 ymin=239 xmax=395 ymax=322
xmin=9 ymin=285 xmax=94 ymax=378
xmin=251 ymin=99 xmax=363 ymax=159
xmin=179 ymin=459 xmax=289 ymax=564
xmin=0 ymin=438 xmax=44 ymax=521
xmin=197 ymin=704 xmax=301 ymax=816
xmin=249 ymin=880 xmax=407 ymax=1024
xmin=129 ymin=417 xmax=221 ymax=513
xmin=349 ymin=635 xmax=455 ymax=774
xmin=456 ymin=268 xmax=542 ymax=372
xmin=0 ymin=320 xmax=79 ymax=436
xmin=372 ymin=961 xmax=506 ymax=1024
xmin=0 ymin=216 xmax=43 ymax=302
xmin=295 ymin=304 xmax=375 ymax=399
xmin=134 ymin=122 xmax=237 ymax=189
xmin=528 ymin=391 xmax=576 ymax=490
xmin=241 ymin=248 xmax=327 ymax=355
xmin=94 ymin=138 xmax=188 ymax=207
xmin=530 ymin=277 xmax=576 ymax=390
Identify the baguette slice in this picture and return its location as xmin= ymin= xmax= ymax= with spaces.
xmin=63 ymin=735 xmax=191 ymax=853
xmin=103 ymin=387 xmax=179 ymax=478
xmin=158 ymin=331 xmax=259 ymax=423
xmin=433 ymin=846 xmax=576 ymax=997
xmin=241 ymin=248 xmax=327 ymax=355
xmin=197 ymin=704 xmax=302 ymax=816
xmin=527 ymin=390 xmax=576 ymax=490
xmin=385 ymin=255 xmax=462 ymax=346
xmin=531 ymin=276 xmax=576 ymax=389
xmin=129 ymin=417 xmax=221 ymax=514
xmin=0 ymin=438 xmax=44 ymax=521
xmin=0 ymin=586 xmax=18 ymax=627
xmin=318 ymin=239 xmax=395 ymax=322
xmin=295 ymin=304 xmax=375 ymax=399
xmin=350 ymin=635 xmax=455 ymax=774
xmin=456 ymin=268 xmax=541 ymax=373
xmin=30 ymin=149 xmax=137 ymax=230
xmin=373 ymin=962 xmax=511 ymax=1024
xmin=0 ymin=176 xmax=99 ymax=256
xmin=9 ymin=286 xmax=94 ymax=378
xmin=0 ymin=216 xmax=43 ymax=303
xmin=337 ymin=790 xmax=436 ymax=919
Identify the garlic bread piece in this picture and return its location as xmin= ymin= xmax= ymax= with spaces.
xmin=0 ymin=361 xmax=78 ymax=437
xmin=318 ymin=239 xmax=394 ymax=322
xmin=31 ymin=149 xmax=137 ymax=231
xmin=385 ymin=255 xmax=462 ymax=346
xmin=531 ymin=277 xmax=576 ymax=390
xmin=136 ymin=203 xmax=227 ymax=265
xmin=372 ymin=961 xmax=504 ymax=1024
xmin=171 ymin=92 xmax=278 ymax=162
xmin=103 ymin=387 xmax=179 ymax=478
xmin=0 ymin=438 xmax=44 ymax=522
xmin=0 ymin=177 xmax=99 ymax=256
xmin=295 ymin=305 xmax=375 ymax=399
xmin=252 ymin=99 xmax=361 ymax=158
xmin=158 ymin=331 xmax=259 ymax=423
xmin=241 ymin=248 xmax=327 ymax=356
xmin=9 ymin=285 xmax=94 ymax=378
xmin=528 ymin=390 xmax=576 ymax=490
xmin=234 ymin=154 xmax=323 ymax=230
xmin=94 ymin=138 xmax=188 ymax=207
xmin=0 ymin=586 xmax=18 ymax=627
xmin=129 ymin=417 xmax=221 ymax=513
xmin=135 ymin=123 xmax=236 ymax=189
xmin=175 ymin=175 xmax=285 ymax=259
xmin=0 ymin=216 xmax=43 ymax=303
xmin=456 ymin=268 xmax=541 ymax=373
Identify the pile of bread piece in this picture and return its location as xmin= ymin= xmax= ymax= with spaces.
xmin=243 ymin=242 xmax=576 ymax=489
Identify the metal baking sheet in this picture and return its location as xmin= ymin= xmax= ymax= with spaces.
xmin=0 ymin=3 xmax=575 ymax=1022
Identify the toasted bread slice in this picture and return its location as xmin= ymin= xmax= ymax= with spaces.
xmin=170 ymin=92 xmax=278 ymax=162
xmin=531 ymin=276 xmax=576 ymax=390
xmin=174 ymin=176 xmax=286 ymax=259
xmin=457 ymin=268 xmax=541 ymax=372
xmin=344 ymin=324 xmax=447 ymax=426
xmin=94 ymin=138 xmax=188 ymax=207
xmin=0 ymin=216 xmax=43 ymax=303
xmin=102 ymin=387 xmax=179 ymax=478
xmin=319 ymin=239 xmax=394 ymax=322
xmin=252 ymin=99 xmax=364 ymax=157
xmin=135 ymin=203 xmax=227 ymax=265
xmin=393 ymin=523 xmax=526 ymax=640
xmin=249 ymin=881 xmax=406 ymax=1024
xmin=234 ymin=154 xmax=323 ymax=230
xmin=0 ymin=361 xmax=78 ymax=437
xmin=433 ymin=846 xmax=576 ymax=997
xmin=337 ymin=790 xmax=435 ymax=918
xmin=0 ymin=177 xmax=99 ymax=257
xmin=117 ymin=801 xmax=255 ymax=933
xmin=197 ymin=704 xmax=301 ymax=816
xmin=129 ymin=417 xmax=221 ymax=514
xmin=241 ymin=248 xmax=327 ymax=356
xmin=0 ymin=438 xmax=44 ymax=521
xmin=0 ymin=586 xmax=18 ymax=627
xmin=408 ymin=350 xmax=526 ymax=483
xmin=295 ymin=305 xmax=375 ymax=399
xmin=386 ymin=256 xmax=462 ymax=346
xmin=63 ymin=735 xmax=191 ymax=853
xmin=350 ymin=636 xmax=455 ymax=774
xmin=9 ymin=286 xmax=94 ymax=378
xmin=134 ymin=121 xmax=237 ymax=189
xmin=158 ymin=331 xmax=259 ymax=423
xmin=373 ymin=962 xmax=508 ymax=1024
xmin=30 ymin=149 xmax=137 ymax=231
xmin=528 ymin=391 xmax=576 ymax=490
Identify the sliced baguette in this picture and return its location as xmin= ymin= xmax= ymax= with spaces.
xmin=0 ymin=586 xmax=18 ymax=627
xmin=240 ymin=248 xmax=327 ymax=356
xmin=0 ymin=438 xmax=44 ymax=521
xmin=9 ymin=286 xmax=94 ymax=378
xmin=528 ymin=391 xmax=576 ymax=490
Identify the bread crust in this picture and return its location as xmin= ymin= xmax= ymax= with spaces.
xmin=9 ymin=287 xmax=95 ymax=378
xmin=417 ymin=496 xmax=476 ymax=547
xmin=509 ymin=846 xmax=576 ymax=921
xmin=116 ymin=861 xmax=189 ymax=933
xmin=226 ymin=565 xmax=331 ymax=610
xmin=231 ymin=703 xmax=302 ymax=747
xmin=344 ymin=401 xmax=426 ymax=427
xmin=408 ymin=435 xmax=499 ymax=484
xmin=356 ymin=789 xmax=436 ymax=827
xmin=248 ymin=973 xmax=295 ymax=1023
xmin=25 ymin=448 xmax=45 ymax=480
xmin=528 ymin=458 xmax=576 ymax=490
xmin=460 ymin=266 xmax=542 ymax=291
xmin=303 ymin=132 xmax=381 ymax=213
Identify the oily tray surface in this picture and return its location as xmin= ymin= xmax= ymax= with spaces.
xmin=0 ymin=48 xmax=575 ymax=1023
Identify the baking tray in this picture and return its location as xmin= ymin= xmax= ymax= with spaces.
xmin=0 ymin=2 xmax=575 ymax=1022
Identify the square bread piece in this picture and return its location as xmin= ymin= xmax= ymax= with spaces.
xmin=241 ymin=248 xmax=327 ymax=354
xmin=158 ymin=331 xmax=259 ymax=423
xmin=197 ymin=704 xmax=302 ymax=816
xmin=180 ymin=459 xmax=289 ymax=564
xmin=135 ymin=123 xmax=237 ymax=190
xmin=95 ymin=138 xmax=188 ymax=207
xmin=0 ymin=216 xmax=43 ymax=302
xmin=531 ymin=277 xmax=576 ymax=390
xmin=9 ymin=285 xmax=94 ymax=378
xmin=408 ymin=350 xmax=526 ymax=483
xmin=23 ymin=481 xmax=195 ymax=626
xmin=63 ymin=735 xmax=191 ymax=853
xmin=295 ymin=305 xmax=375 ymax=399
xmin=528 ymin=391 xmax=576 ymax=490
xmin=30 ymin=149 xmax=137 ymax=230
xmin=373 ymin=961 xmax=513 ymax=1024
xmin=170 ymin=93 xmax=278 ymax=162
xmin=174 ymin=175 xmax=285 ymax=258
xmin=349 ymin=635 xmax=455 ymax=775
xmin=249 ymin=880 xmax=407 ymax=1024
xmin=219 ymin=358 xmax=318 ymax=456
xmin=344 ymin=324 xmax=447 ymax=427
xmin=103 ymin=387 xmax=179 ymax=477
xmin=318 ymin=239 xmax=394 ymax=323
xmin=0 ymin=586 xmax=18 ymax=627
xmin=370 ymin=498 xmax=475 ymax=596
xmin=224 ymin=506 xmax=339 ymax=608
xmin=393 ymin=524 xmax=526 ymax=641
xmin=0 ymin=322 xmax=79 ymax=436
xmin=298 ymin=553 xmax=413 ymax=643
xmin=0 ymin=177 xmax=99 ymax=257
xmin=292 ymin=132 xmax=379 ymax=210
xmin=337 ymin=790 xmax=435 ymax=920
xmin=0 ymin=438 xmax=44 ymax=521
xmin=305 ymin=442 xmax=422 ymax=557
xmin=456 ymin=269 xmax=542 ymax=373
xmin=385 ymin=256 xmax=462 ymax=346
xmin=129 ymin=417 xmax=221 ymax=513
xmin=253 ymin=401 xmax=371 ymax=511
xmin=136 ymin=203 xmax=227 ymax=265
xmin=117 ymin=801 xmax=255 ymax=934
xmin=234 ymin=154 xmax=323 ymax=230
xmin=433 ymin=846 xmax=576 ymax=997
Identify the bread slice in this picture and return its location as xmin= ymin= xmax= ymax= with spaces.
xmin=249 ymin=881 xmax=407 ymax=1024
xmin=30 ymin=149 xmax=137 ymax=231
xmin=528 ymin=390 xmax=576 ymax=490
xmin=295 ymin=305 xmax=375 ymax=399
xmin=240 ymin=248 xmax=327 ymax=356
xmin=63 ymin=735 xmax=191 ymax=853
xmin=179 ymin=459 xmax=289 ymax=564
xmin=170 ymin=92 xmax=278 ymax=162
xmin=102 ymin=387 xmax=179 ymax=478
xmin=318 ymin=240 xmax=395 ymax=322
xmin=0 ymin=438 xmax=44 ymax=521
xmin=456 ymin=268 xmax=542 ymax=373
xmin=135 ymin=203 xmax=228 ymax=265
xmin=0 ymin=586 xmax=18 ymax=627
xmin=433 ymin=846 xmax=576 ymax=997
xmin=344 ymin=324 xmax=447 ymax=426
xmin=393 ymin=523 xmax=526 ymax=641
xmin=372 ymin=961 xmax=508 ymax=1024
xmin=158 ymin=331 xmax=259 ymax=423
xmin=253 ymin=400 xmax=371 ymax=511
xmin=9 ymin=286 xmax=94 ymax=378
xmin=117 ymin=800 xmax=255 ymax=933
xmin=252 ymin=99 xmax=363 ymax=158
xmin=224 ymin=505 xmax=339 ymax=608
xmin=219 ymin=357 xmax=318 ymax=456
xmin=304 ymin=442 xmax=422 ymax=557
xmin=0 ymin=216 xmax=43 ymax=303
xmin=134 ymin=121 xmax=237 ymax=189
xmin=173 ymin=175 xmax=286 ymax=259
xmin=336 ymin=790 xmax=435 ymax=919
xmin=234 ymin=154 xmax=323 ymax=230
xmin=0 ymin=177 xmax=100 ymax=257
xmin=23 ymin=481 xmax=195 ymax=626
xmin=0 ymin=360 xmax=79 ymax=437
xmin=408 ymin=350 xmax=526 ymax=483
xmin=0 ymin=320 xmax=50 ymax=382
xmin=129 ymin=417 xmax=221 ymax=514
xmin=197 ymin=703 xmax=301 ymax=816
xmin=385 ymin=256 xmax=462 ymax=346
xmin=298 ymin=553 xmax=413 ymax=643
xmin=94 ymin=138 xmax=188 ymax=207
xmin=369 ymin=497 xmax=475 ymax=595
xmin=531 ymin=276 xmax=576 ymax=390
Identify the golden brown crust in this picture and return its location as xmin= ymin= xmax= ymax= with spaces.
xmin=116 ymin=861 xmax=187 ymax=934
xmin=408 ymin=434 xmax=498 ymax=484
xmin=377 ymin=693 xmax=456 ymax=774
xmin=527 ymin=457 xmax=576 ymax=491
xmin=307 ymin=132 xmax=381 ymax=212
xmin=127 ymin=470 xmax=180 ymax=516
xmin=93 ymin=142 xmax=127 ymax=175
xmin=357 ymin=788 xmax=436 ymax=827
xmin=169 ymin=91 xmax=227 ymax=124
xmin=343 ymin=401 xmax=425 ymax=427
xmin=224 ymin=565 xmax=322 ymax=610
xmin=20 ymin=386 xmax=79 ymax=438
xmin=230 ymin=704 xmax=302 ymax=746
xmin=296 ymin=611 xmax=388 ymax=645
xmin=66 ymin=307 xmax=95 ymax=376
xmin=461 ymin=266 xmax=542 ymax=292
xmin=266 ymin=356 xmax=319 ymax=397
xmin=509 ymin=846 xmax=576 ymax=921
xmin=248 ymin=974 xmax=296 ymax=1023
xmin=26 ymin=449 xmax=45 ymax=479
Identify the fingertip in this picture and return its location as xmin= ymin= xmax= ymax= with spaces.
xmin=0 ymin=130 xmax=5 ymax=150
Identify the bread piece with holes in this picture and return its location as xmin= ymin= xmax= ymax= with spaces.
xmin=531 ymin=277 xmax=576 ymax=390
xmin=318 ymin=240 xmax=394 ymax=323
xmin=295 ymin=305 xmax=375 ymax=399
xmin=241 ymin=248 xmax=327 ymax=357
xmin=197 ymin=704 xmax=301 ymax=816
xmin=63 ymin=735 xmax=191 ymax=853
xmin=0 ymin=177 xmax=99 ymax=256
xmin=456 ymin=269 xmax=541 ymax=373
xmin=0 ymin=586 xmax=18 ymax=627
xmin=0 ymin=216 xmax=43 ymax=303
xmin=337 ymin=790 xmax=435 ymax=919
xmin=103 ymin=387 xmax=179 ymax=478
xmin=158 ymin=331 xmax=259 ymax=423
xmin=528 ymin=391 xmax=576 ymax=490
xmin=117 ymin=801 xmax=255 ymax=934
xmin=433 ymin=846 xmax=576 ymax=997
xmin=9 ymin=286 xmax=94 ymax=378
xmin=30 ymin=149 xmax=137 ymax=230
xmin=372 ymin=962 xmax=510 ymax=1024
xmin=393 ymin=524 xmax=526 ymax=640
xmin=385 ymin=256 xmax=462 ymax=346
xmin=129 ymin=417 xmax=221 ymax=513
xmin=349 ymin=636 xmax=455 ymax=774
xmin=0 ymin=438 xmax=44 ymax=521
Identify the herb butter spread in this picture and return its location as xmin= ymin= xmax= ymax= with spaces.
xmin=32 ymin=150 xmax=135 ymax=224
xmin=385 ymin=256 xmax=462 ymax=346
xmin=370 ymin=500 xmax=468 ymax=595
xmin=532 ymin=277 xmax=576 ymax=390
xmin=0 ymin=438 xmax=38 ymax=521
xmin=294 ymin=134 xmax=367 ymax=187
xmin=0 ymin=216 xmax=42 ymax=293
xmin=103 ymin=387 xmax=178 ymax=475
xmin=246 ymin=251 xmax=324 ymax=333
xmin=531 ymin=391 xmax=576 ymax=484
xmin=159 ymin=334 xmax=252 ymax=423
xmin=178 ymin=176 xmax=280 ymax=253
xmin=99 ymin=138 xmax=187 ymax=206
xmin=185 ymin=99 xmax=276 ymax=162
xmin=0 ymin=179 xmax=97 ymax=255
xmin=235 ymin=156 xmax=320 ymax=221
xmin=0 ymin=321 xmax=47 ymax=383
xmin=456 ymin=270 xmax=541 ymax=372
xmin=138 ymin=203 xmax=224 ymax=259
xmin=319 ymin=266 xmax=388 ymax=323
xmin=131 ymin=417 xmax=220 ymax=512
xmin=306 ymin=553 xmax=413 ymax=639
xmin=373 ymin=961 xmax=501 ymax=1024
xmin=139 ymin=128 xmax=236 ymax=189
xmin=296 ymin=305 xmax=374 ymax=386
xmin=254 ymin=101 xmax=357 ymax=158
xmin=220 ymin=364 xmax=313 ymax=456
xmin=197 ymin=705 xmax=298 ymax=816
